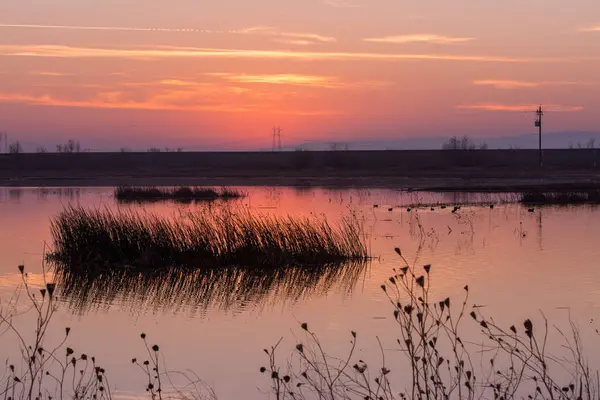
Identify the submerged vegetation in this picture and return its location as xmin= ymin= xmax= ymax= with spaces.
xmin=48 ymin=206 xmax=368 ymax=269
xmin=115 ymin=186 xmax=244 ymax=203
xmin=520 ymin=190 xmax=600 ymax=205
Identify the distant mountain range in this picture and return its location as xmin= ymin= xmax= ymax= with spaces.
xmin=283 ymin=131 xmax=600 ymax=151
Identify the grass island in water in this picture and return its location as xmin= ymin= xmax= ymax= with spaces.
xmin=115 ymin=186 xmax=244 ymax=203
xmin=48 ymin=206 xmax=368 ymax=269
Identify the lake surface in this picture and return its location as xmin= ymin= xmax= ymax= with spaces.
xmin=1 ymin=187 xmax=600 ymax=399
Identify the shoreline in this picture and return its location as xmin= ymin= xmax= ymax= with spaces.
xmin=2 ymin=173 xmax=600 ymax=192
xmin=3 ymin=150 xmax=600 ymax=191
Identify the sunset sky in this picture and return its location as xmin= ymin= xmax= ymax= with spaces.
xmin=0 ymin=0 xmax=599 ymax=150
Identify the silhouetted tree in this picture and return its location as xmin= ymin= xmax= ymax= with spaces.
xmin=8 ymin=141 xmax=23 ymax=154
xmin=56 ymin=140 xmax=81 ymax=153
xmin=442 ymin=136 xmax=487 ymax=150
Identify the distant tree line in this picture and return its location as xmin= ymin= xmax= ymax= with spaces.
xmin=6 ymin=139 xmax=82 ymax=154
xmin=569 ymin=138 xmax=596 ymax=149
xmin=56 ymin=140 xmax=81 ymax=153
xmin=442 ymin=136 xmax=488 ymax=150
xmin=147 ymin=147 xmax=183 ymax=152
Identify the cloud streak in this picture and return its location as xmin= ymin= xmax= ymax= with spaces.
xmin=457 ymin=103 xmax=584 ymax=112
xmin=364 ymin=34 xmax=474 ymax=45
xmin=216 ymin=73 xmax=339 ymax=87
xmin=0 ymin=44 xmax=568 ymax=63
xmin=124 ymin=74 xmax=388 ymax=90
xmin=0 ymin=91 xmax=341 ymax=115
xmin=0 ymin=23 xmax=226 ymax=34
xmin=578 ymin=25 xmax=600 ymax=32
xmin=236 ymin=26 xmax=336 ymax=45
xmin=473 ymin=79 xmax=588 ymax=89
xmin=322 ymin=0 xmax=360 ymax=8
xmin=0 ymin=23 xmax=336 ymax=44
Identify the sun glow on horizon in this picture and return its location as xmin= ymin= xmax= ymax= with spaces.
xmin=0 ymin=0 xmax=598 ymax=149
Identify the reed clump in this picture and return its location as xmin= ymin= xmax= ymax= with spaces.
xmin=48 ymin=206 xmax=368 ymax=269
xmin=520 ymin=190 xmax=600 ymax=205
xmin=114 ymin=186 xmax=244 ymax=203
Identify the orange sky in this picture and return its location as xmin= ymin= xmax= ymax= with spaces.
xmin=0 ymin=0 xmax=599 ymax=150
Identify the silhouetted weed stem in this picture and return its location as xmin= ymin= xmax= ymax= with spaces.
xmin=0 ymin=266 xmax=109 ymax=400
xmin=261 ymin=323 xmax=393 ymax=399
xmin=264 ymin=249 xmax=599 ymax=400
xmin=1 ymin=264 xmax=217 ymax=400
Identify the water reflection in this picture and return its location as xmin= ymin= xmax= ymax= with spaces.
xmin=53 ymin=261 xmax=368 ymax=316
xmin=36 ymin=187 xmax=82 ymax=201
xmin=0 ymin=187 xmax=85 ymax=202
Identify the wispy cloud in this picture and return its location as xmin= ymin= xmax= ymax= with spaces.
xmin=578 ymin=25 xmax=600 ymax=32
xmin=206 ymin=73 xmax=389 ymax=89
xmin=473 ymin=79 xmax=587 ymax=89
xmin=281 ymin=32 xmax=335 ymax=43
xmin=322 ymin=0 xmax=360 ymax=8
xmin=364 ymin=34 xmax=474 ymax=45
xmin=273 ymin=39 xmax=314 ymax=46
xmin=217 ymin=73 xmax=339 ymax=87
xmin=0 ymin=92 xmax=255 ymax=112
xmin=0 ymin=23 xmax=336 ymax=44
xmin=0 ymin=23 xmax=227 ymax=34
xmin=457 ymin=103 xmax=584 ymax=112
xmin=31 ymin=71 xmax=71 ymax=77
xmin=0 ymin=44 xmax=567 ymax=63
xmin=0 ymin=91 xmax=341 ymax=115
xmin=236 ymin=26 xmax=336 ymax=45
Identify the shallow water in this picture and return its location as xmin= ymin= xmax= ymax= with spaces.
xmin=1 ymin=187 xmax=600 ymax=399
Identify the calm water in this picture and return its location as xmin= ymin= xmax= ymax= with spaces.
xmin=1 ymin=187 xmax=600 ymax=399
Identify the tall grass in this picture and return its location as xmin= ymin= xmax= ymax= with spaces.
xmin=48 ymin=206 xmax=368 ymax=269
xmin=114 ymin=186 xmax=244 ymax=203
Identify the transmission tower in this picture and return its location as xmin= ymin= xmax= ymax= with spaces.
xmin=272 ymin=126 xmax=282 ymax=151
xmin=0 ymin=131 xmax=7 ymax=154
xmin=534 ymin=105 xmax=543 ymax=167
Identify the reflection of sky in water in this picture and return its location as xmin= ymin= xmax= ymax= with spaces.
xmin=1 ymin=187 xmax=600 ymax=399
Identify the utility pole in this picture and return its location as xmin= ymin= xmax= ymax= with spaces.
xmin=535 ymin=105 xmax=543 ymax=167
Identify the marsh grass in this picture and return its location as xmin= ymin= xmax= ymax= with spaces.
xmin=115 ymin=186 xmax=244 ymax=203
xmin=521 ymin=191 xmax=600 ymax=205
xmin=263 ymin=250 xmax=599 ymax=400
xmin=48 ymin=206 xmax=368 ymax=269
